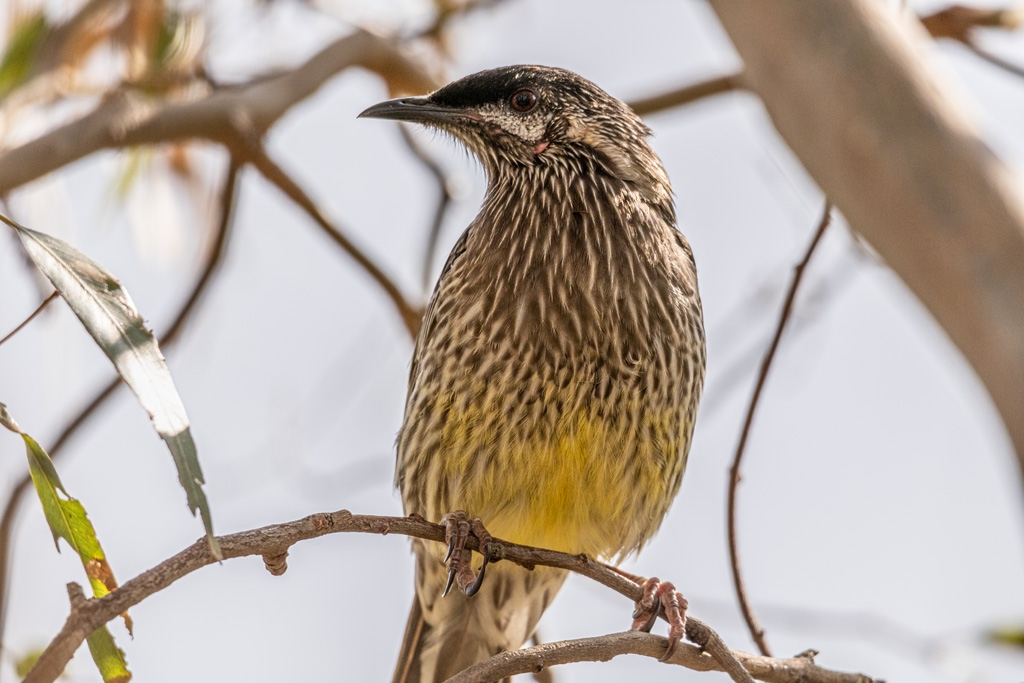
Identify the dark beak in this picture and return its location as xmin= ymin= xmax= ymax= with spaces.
xmin=358 ymin=96 xmax=469 ymax=125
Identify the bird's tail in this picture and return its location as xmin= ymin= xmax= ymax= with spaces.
xmin=392 ymin=552 xmax=566 ymax=683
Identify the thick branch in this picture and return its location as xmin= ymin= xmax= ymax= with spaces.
xmin=708 ymin=0 xmax=1024 ymax=481
xmin=446 ymin=631 xmax=875 ymax=683
xmin=0 ymin=29 xmax=438 ymax=194
xmin=24 ymin=511 xmax=878 ymax=683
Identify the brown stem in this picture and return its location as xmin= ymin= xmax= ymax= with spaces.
xmin=727 ymin=201 xmax=833 ymax=656
xmin=0 ymin=158 xmax=242 ymax=668
xmin=242 ymin=143 xmax=423 ymax=339
xmin=0 ymin=30 xmax=439 ymax=195
xmin=446 ymin=630 xmax=877 ymax=683
xmin=0 ymin=291 xmax=59 ymax=347
xmin=23 ymin=511 xmax=879 ymax=683
xmin=965 ymin=42 xmax=1024 ymax=80
xmin=628 ymin=72 xmax=745 ymax=116
xmin=398 ymin=124 xmax=454 ymax=293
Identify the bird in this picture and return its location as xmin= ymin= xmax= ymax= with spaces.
xmin=359 ymin=65 xmax=706 ymax=683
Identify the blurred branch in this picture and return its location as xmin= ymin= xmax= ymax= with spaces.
xmin=919 ymin=5 xmax=1023 ymax=42
xmin=242 ymin=142 xmax=423 ymax=338
xmin=416 ymin=0 xmax=512 ymax=47
xmin=708 ymin=0 xmax=1024 ymax=489
xmin=0 ymin=291 xmax=58 ymax=347
xmin=29 ymin=0 xmax=125 ymax=77
xmin=702 ymin=245 xmax=867 ymax=419
xmin=0 ymin=28 xmax=428 ymax=338
xmin=0 ymin=29 xmax=439 ymax=194
xmin=398 ymin=124 xmax=454 ymax=292
xmin=920 ymin=5 xmax=1024 ymax=80
xmin=628 ymin=72 xmax=745 ymax=116
xmin=727 ymin=202 xmax=832 ymax=657
xmin=0 ymin=157 xmax=242 ymax=668
xmin=23 ymin=511 xmax=878 ymax=683
xmin=964 ymin=42 xmax=1024 ymax=79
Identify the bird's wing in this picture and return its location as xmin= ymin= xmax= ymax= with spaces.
xmin=406 ymin=225 xmax=472 ymax=397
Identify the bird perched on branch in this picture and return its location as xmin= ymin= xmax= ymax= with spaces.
xmin=360 ymin=65 xmax=705 ymax=682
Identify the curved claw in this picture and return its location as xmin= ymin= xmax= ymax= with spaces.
xmin=629 ymin=576 xmax=688 ymax=662
xmin=443 ymin=533 xmax=457 ymax=563
xmin=442 ymin=566 xmax=457 ymax=597
xmin=659 ymin=636 xmax=679 ymax=663
xmin=635 ymin=596 xmax=661 ymax=633
xmin=465 ymin=552 xmax=489 ymax=597
xmin=439 ymin=511 xmax=494 ymax=599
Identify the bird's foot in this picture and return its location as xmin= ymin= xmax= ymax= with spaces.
xmin=440 ymin=510 xmax=492 ymax=598
xmin=630 ymin=576 xmax=688 ymax=662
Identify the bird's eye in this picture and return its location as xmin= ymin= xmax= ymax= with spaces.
xmin=510 ymin=89 xmax=537 ymax=113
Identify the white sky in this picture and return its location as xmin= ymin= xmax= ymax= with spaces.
xmin=2 ymin=0 xmax=1024 ymax=681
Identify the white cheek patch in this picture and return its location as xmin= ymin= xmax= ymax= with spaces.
xmin=478 ymin=103 xmax=551 ymax=143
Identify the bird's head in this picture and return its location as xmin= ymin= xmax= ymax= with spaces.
xmin=359 ymin=65 xmax=670 ymax=203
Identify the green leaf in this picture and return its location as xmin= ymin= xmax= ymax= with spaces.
xmin=0 ymin=12 xmax=47 ymax=100
xmin=1 ymin=405 xmax=133 ymax=681
xmin=23 ymin=433 xmax=130 ymax=629
xmin=14 ymin=648 xmax=44 ymax=678
xmin=0 ymin=402 xmax=22 ymax=434
xmin=988 ymin=624 xmax=1024 ymax=647
xmin=2 ymin=216 xmax=219 ymax=557
xmin=113 ymin=148 xmax=154 ymax=199
xmin=86 ymin=626 xmax=132 ymax=683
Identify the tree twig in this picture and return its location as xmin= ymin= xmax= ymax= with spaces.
xmin=627 ymin=72 xmax=745 ymax=116
xmin=0 ymin=29 xmax=439 ymax=195
xmin=23 ymin=510 xmax=879 ymax=683
xmin=0 ymin=291 xmax=59 ymax=348
xmin=398 ymin=124 xmax=454 ymax=292
xmin=916 ymin=4 xmax=1024 ymax=80
xmin=727 ymin=201 xmax=833 ymax=656
xmin=964 ymin=42 xmax=1024 ymax=79
xmin=0 ymin=158 xmax=243 ymax=666
xmin=241 ymin=142 xmax=423 ymax=338
xmin=0 ymin=30 xmax=431 ymax=652
xmin=446 ymin=630 xmax=876 ymax=683
xmin=919 ymin=4 xmax=1023 ymax=43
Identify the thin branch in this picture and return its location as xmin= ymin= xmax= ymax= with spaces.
xmin=23 ymin=511 xmax=878 ymax=683
xmin=919 ymin=5 xmax=1023 ymax=43
xmin=0 ymin=29 xmax=434 ymax=339
xmin=0 ymin=32 xmax=429 ymax=644
xmin=242 ymin=142 xmax=423 ymax=338
xmin=0 ymin=29 xmax=439 ymax=195
xmin=30 ymin=0 xmax=125 ymax=77
xmin=727 ymin=201 xmax=833 ymax=656
xmin=0 ymin=157 xmax=242 ymax=664
xmin=446 ymin=630 xmax=876 ymax=683
xmin=627 ymin=72 xmax=744 ymax=117
xmin=965 ymin=42 xmax=1024 ymax=79
xmin=916 ymin=4 xmax=1024 ymax=80
xmin=415 ymin=0 xmax=511 ymax=43
xmin=0 ymin=291 xmax=59 ymax=348
xmin=526 ymin=630 xmax=555 ymax=683
xmin=398 ymin=124 xmax=454 ymax=292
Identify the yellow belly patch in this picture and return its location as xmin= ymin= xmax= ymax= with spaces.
xmin=434 ymin=407 xmax=678 ymax=560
